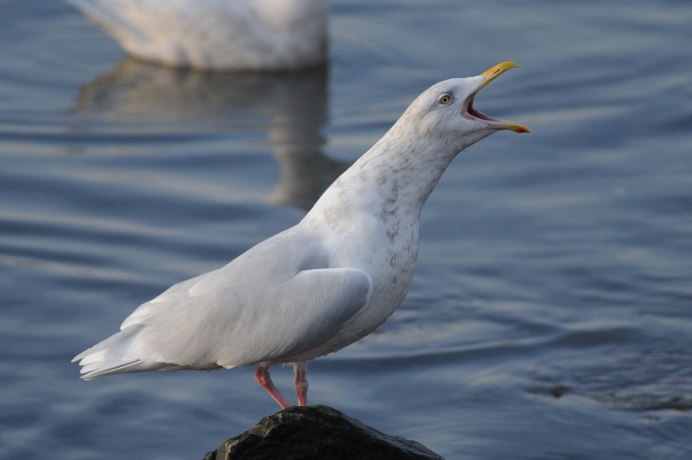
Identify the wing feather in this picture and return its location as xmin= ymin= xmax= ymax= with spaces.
xmin=128 ymin=267 xmax=373 ymax=368
xmin=74 ymin=268 xmax=372 ymax=376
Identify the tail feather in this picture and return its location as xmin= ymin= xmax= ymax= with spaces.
xmin=73 ymin=325 xmax=169 ymax=380
xmin=66 ymin=0 xmax=147 ymax=45
xmin=80 ymin=359 xmax=153 ymax=381
xmin=67 ymin=0 xmax=123 ymax=27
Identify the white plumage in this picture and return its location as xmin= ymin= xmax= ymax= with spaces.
xmin=73 ymin=62 xmax=529 ymax=408
xmin=67 ymin=0 xmax=328 ymax=71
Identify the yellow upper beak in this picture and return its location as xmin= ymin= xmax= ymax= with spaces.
xmin=479 ymin=61 xmax=519 ymax=89
xmin=475 ymin=61 xmax=530 ymax=133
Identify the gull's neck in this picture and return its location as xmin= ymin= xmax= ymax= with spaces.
xmin=304 ymin=113 xmax=478 ymax=231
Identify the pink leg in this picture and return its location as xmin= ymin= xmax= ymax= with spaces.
xmin=293 ymin=361 xmax=309 ymax=406
xmin=255 ymin=364 xmax=290 ymax=409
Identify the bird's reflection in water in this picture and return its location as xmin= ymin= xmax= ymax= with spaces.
xmin=72 ymin=58 xmax=349 ymax=211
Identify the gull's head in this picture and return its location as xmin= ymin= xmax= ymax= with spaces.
xmin=402 ymin=61 xmax=530 ymax=151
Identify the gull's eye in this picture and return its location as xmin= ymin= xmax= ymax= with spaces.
xmin=438 ymin=94 xmax=453 ymax=105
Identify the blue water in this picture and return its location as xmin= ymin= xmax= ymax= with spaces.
xmin=2 ymin=1 xmax=692 ymax=458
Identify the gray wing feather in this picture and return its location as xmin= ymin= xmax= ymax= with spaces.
xmin=113 ymin=267 xmax=372 ymax=369
xmin=74 ymin=228 xmax=372 ymax=375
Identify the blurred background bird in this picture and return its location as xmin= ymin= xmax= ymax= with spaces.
xmin=66 ymin=0 xmax=328 ymax=71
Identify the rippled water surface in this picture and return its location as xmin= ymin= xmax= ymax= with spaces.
xmin=2 ymin=1 xmax=692 ymax=459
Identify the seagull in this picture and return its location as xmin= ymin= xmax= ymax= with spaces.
xmin=73 ymin=62 xmax=530 ymax=409
xmin=66 ymin=0 xmax=328 ymax=71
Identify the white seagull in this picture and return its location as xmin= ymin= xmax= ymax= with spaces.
xmin=73 ymin=62 xmax=530 ymax=409
xmin=66 ymin=0 xmax=328 ymax=71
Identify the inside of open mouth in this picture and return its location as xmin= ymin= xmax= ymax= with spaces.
xmin=464 ymin=95 xmax=497 ymax=122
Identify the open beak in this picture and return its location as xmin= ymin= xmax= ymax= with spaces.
xmin=463 ymin=61 xmax=530 ymax=133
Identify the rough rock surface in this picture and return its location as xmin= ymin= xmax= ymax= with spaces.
xmin=203 ymin=405 xmax=444 ymax=460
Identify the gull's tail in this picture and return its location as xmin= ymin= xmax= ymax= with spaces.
xmin=66 ymin=0 xmax=147 ymax=54
xmin=67 ymin=0 xmax=129 ymax=32
xmin=72 ymin=325 xmax=166 ymax=380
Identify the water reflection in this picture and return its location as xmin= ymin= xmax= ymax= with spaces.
xmin=71 ymin=58 xmax=349 ymax=210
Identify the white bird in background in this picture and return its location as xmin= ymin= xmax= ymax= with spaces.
xmin=73 ymin=62 xmax=530 ymax=409
xmin=66 ymin=0 xmax=328 ymax=71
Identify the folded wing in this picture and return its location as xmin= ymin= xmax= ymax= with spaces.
xmin=73 ymin=266 xmax=373 ymax=379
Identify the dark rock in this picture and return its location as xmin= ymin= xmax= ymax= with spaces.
xmin=203 ymin=405 xmax=444 ymax=460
